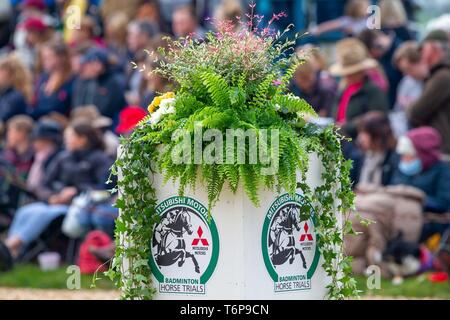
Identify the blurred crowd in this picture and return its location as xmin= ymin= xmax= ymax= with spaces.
xmin=0 ymin=0 xmax=448 ymax=283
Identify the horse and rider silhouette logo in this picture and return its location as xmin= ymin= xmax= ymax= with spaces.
xmin=152 ymin=206 xmax=202 ymax=273
xmin=268 ymin=204 xmax=308 ymax=269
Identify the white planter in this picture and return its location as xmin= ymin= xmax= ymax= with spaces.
xmin=142 ymin=153 xmax=334 ymax=300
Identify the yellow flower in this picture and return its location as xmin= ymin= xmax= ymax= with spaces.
xmin=147 ymin=92 xmax=175 ymax=113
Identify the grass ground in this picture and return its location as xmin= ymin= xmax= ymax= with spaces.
xmin=0 ymin=265 xmax=448 ymax=299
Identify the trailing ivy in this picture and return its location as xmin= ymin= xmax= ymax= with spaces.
xmin=107 ymin=13 xmax=360 ymax=300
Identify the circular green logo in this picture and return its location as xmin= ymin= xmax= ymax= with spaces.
xmin=261 ymin=193 xmax=320 ymax=292
xmin=149 ymin=196 xmax=219 ymax=295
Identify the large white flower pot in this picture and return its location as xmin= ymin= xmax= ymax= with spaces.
xmin=142 ymin=153 xmax=334 ymax=300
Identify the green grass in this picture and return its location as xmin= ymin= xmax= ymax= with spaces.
xmin=0 ymin=264 xmax=115 ymax=290
xmin=355 ymin=274 xmax=450 ymax=299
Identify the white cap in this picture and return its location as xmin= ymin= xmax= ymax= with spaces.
xmin=396 ymin=136 xmax=416 ymax=156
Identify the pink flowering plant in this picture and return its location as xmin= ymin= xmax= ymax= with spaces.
xmin=110 ymin=3 xmax=359 ymax=300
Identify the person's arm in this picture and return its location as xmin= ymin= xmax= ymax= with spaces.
xmin=407 ymin=70 xmax=450 ymax=127
xmin=77 ymin=153 xmax=113 ymax=192
xmin=34 ymin=154 xmax=63 ymax=201
xmin=423 ymin=164 xmax=450 ymax=213
xmin=310 ymin=18 xmax=346 ymax=36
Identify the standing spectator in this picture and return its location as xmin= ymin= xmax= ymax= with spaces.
xmin=0 ymin=121 xmax=112 ymax=267
xmin=407 ymin=30 xmax=450 ymax=161
xmin=0 ymin=115 xmax=34 ymax=178
xmin=172 ymin=4 xmax=206 ymax=39
xmin=355 ymin=112 xmax=399 ymax=187
xmin=0 ymin=54 xmax=32 ymax=124
xmin=72 ymin=47 xmax=126 ymax=122
xmin=31 ymin=40 xmax=74 ymax=119
xmin=330 ymin=38 xmax=390 ymax=139
xmin=290 ymin=60 xmax=336 ymax=117
xmin=358 ymin=29 xmax=404 ymax=107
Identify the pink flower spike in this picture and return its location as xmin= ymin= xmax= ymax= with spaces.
xmin=273 ymin=79 xmax=282 ymax=86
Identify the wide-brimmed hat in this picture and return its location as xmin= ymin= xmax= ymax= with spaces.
xmin=71 ymin=105 xmax=113 ymax=129
xmin=330 ymin=38 xmax=378 ymax=77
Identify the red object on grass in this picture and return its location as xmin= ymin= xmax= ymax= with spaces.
xmin=428 ymin=272 xmax=449 ymax=283
xmin=77 ymin=230 xmax=113 ymax=274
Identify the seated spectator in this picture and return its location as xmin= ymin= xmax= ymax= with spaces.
xmin=0 ymin=54 xmax=31 ymax=124
xmin=26 ymin=120 xmax=63 ymax=197
xmin=391 ymin=127 xmax=450 ymax=213
xmin=70 ymin=105 xmax=118 ymax=158
xmin=309 ymin=0 xmax=370 ymax=37
xmin=69 ymin=15 xmax=105 ymax=49
xmin=30 ymin=40 xmax=74 ymax=119
xmin=172 ymin=4 xmax=205 ymax=39
xmin=0 ymin=121 xmax=112 ymax=269
xmin=379 ymin=0 xmax=414 ymax=42
xmin=355 ymin=112 xmax=399 ymax=187
xmin=0 ymin=115 xmax=34 ymax=178
xmin=291 ymin=59 xmax=336 ymax=117
xmin=407 ymin=30 xmax=450 ymax=161
xmin=72 ymin=47 xmax=127 ymax=122
xmin=330 ymin=38 xmax=390 ymax=139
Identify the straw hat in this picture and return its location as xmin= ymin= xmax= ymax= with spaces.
xmin=329 ymin=38 xmax=378 ymax=77
xmin=71 ymin=105 xmax=113 ymax=129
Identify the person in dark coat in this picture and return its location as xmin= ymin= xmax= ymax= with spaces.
xmin=355 ymin=111 xmax=400 ymax=187
xmin=390 ymin=127 xmax=450 ymax=213
xmin=72 ymin=47 xmax=126 ymax=123
xmin=0 ymin=54 xmax=32 ymax=124
xmin=31 ymin=40 xmax=74 ymax=119
xmin=0 ymin=121 xmax=112 ymax=270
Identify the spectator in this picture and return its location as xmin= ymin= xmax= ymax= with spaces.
xmin=290 ymin=59 xmax=336 ymax=117
xmin=355 ymin=112 xmax=399 ymax=187
xmin=26 ymin=119 xmax=62 ymax=196
xmin=140 ymin=57 xmax=172 ymax=108
xmin=391 ymin=127 xmax=450 ymax=213
xmin=213 ymin=0 xmax=243 ymax=30
xmin=31 ymin=40 xmax=74 ymax=119
xmin=407 ymin=30 xmax=450 ymax=161
xmin=172 ymin=4 xmax=206 ymax=39
xmin=0 ymin=115 xmax=34 ymax=178
xmin=309 ymin=0 xmax=369 ymax=37
xmin=330 ymin=38 xmax=390 ymax=139
xmin=358 ymin=29 xmax=404 ymax=106
xmin=126 ymin=20 xmax=159 ymax=104
xmin=379 ymin=0 xmax=414 ymax=42
xmin=0 ymin=121 xmax=112 ymax=267
xmin=72 ymin=47 xmax=126 ymax=122
xmin=105 ymin=12 xmax=129 ymax=70
xmin=0 ymin=54 xmax=32 ymax=124
xmin=69 ymin=15 xmax=105 ymax=49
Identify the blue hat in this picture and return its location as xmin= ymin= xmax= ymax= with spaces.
xmin=80 ymin=47 xmax=109 ymax=66
xmin=31 ymin=120 xmax=62 ymax=144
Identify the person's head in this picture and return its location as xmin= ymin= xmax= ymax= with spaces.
xmin=379 ymin=0 xmax=407 ymax=28
xmin=0 ymin=54 xmax=33 ymax=101
xmin=127 ymin=20 xmax=158 ymax=53
xmin=420 ymin=29 xmax=449 ymax=67
xmin=214 ymin=0 xmax=243 ymax=27
xmin=143 ymin=56 xmax=170 ymax=92
xmin=71 ymin=16 xmax=97 ymax=45
xmin=105 ymin=12 xmax=129 ymax=49
xmin=40 ymin=40 xmax=71 ymax=74
xmin=330 ymin=38 xmax=377 ymax=84
xmin=357 ymin=112 xmax=396 ymax=152
xmin=393 ymin=41 xmax=429 ymax=80
xmin=396 ymin=127 xmax=442 ymax=175
xmin=31 ymin=120 xmax=62 ymax=152
xmin=64 ymin=121 xmax=105 ymax=152
xmin=6 ymin=115 xmax=34 ymax=149
xmin=80 ymin=47 xmax=109 ymax=79
xmin=345 ymin=0 xmax=370 ymax=19
xmin=172 ymin=5 xmax=198 ymax=37
xmin=69 ymin=42 xmax=91 ymax=74
xmin=293 ymin=61 xmax=317 ymax=93
xmin=358 ymin=29 xmax=393 ymax=59
xmin=24 ymin=17 xmax=51 ymax=46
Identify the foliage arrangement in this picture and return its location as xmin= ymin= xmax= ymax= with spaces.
xmin=108 ymin=7 xmax=359 ymax=300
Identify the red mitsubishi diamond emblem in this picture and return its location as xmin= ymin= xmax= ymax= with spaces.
xmin=299 ymin=222 xmax=313 ymax=241
xmin=192 ymin=226 xmax=209 ymax=246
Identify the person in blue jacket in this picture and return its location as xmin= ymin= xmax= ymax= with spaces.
xmin=30 ymin=40 xmax=74 ymax=119
xmin=0 ymin=54 xmax=31 ymax=124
